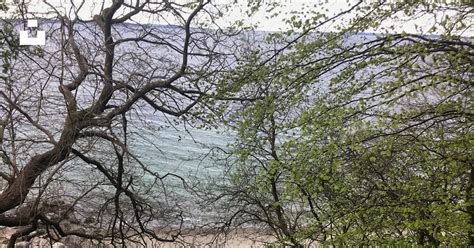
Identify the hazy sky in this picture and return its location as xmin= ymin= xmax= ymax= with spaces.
xmin=1 ymin=0 xmax=472 ymax=35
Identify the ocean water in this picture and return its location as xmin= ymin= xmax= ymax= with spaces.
xmin=129 ymin=115 xmax=232 ymax=180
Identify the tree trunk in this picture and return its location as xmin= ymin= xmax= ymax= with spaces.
xmin=0 ymin=117 xmax=78 ymax=214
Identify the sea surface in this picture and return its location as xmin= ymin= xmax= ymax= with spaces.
xmin=129 ymin=115 xmax=233 ymax=180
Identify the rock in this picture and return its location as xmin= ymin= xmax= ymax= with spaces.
xmin=62 ymin=235 xmax=83 ymax=248
xmin=53 ymin=242 xmax=67 ymax=248
xmin=0 ymin=227 xmax=17 ymax=240
xmin=68 ymin=213 xmax=81 ymax=224
xmin=30 ymin=237 xmax=49 ymax=247
xmin=15 ymin=241 xmax=29 ymax=248
xmin=84 ymin=216 xmax=95 ymax=224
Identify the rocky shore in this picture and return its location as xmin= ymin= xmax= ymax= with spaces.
xmin=0 ymin=226 xmax=278 ymax=247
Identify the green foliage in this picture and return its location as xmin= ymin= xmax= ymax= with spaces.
xmin=214 ymin=1 xmax=473 ymax=246
xmin=0 ymin=22 xmax=20 ymax=74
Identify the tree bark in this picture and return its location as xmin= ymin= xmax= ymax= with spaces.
xmin=0 ymin=117 xmax=78 ymax=214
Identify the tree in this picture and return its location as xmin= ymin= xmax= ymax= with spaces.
xmin=206 ymin=0 xmax=473 ymax=246
xmin=0 ymin=0 xmax=251 ymax=246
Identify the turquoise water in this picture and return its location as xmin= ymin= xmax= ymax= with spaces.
xmin=128 ymin=114 xmax=232 ymax=181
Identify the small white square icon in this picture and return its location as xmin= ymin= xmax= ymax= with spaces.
xmin=27 ymin=19 xmax=38 ymax=28
xmin=20 ymin=19 xmax=45 ymax=46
